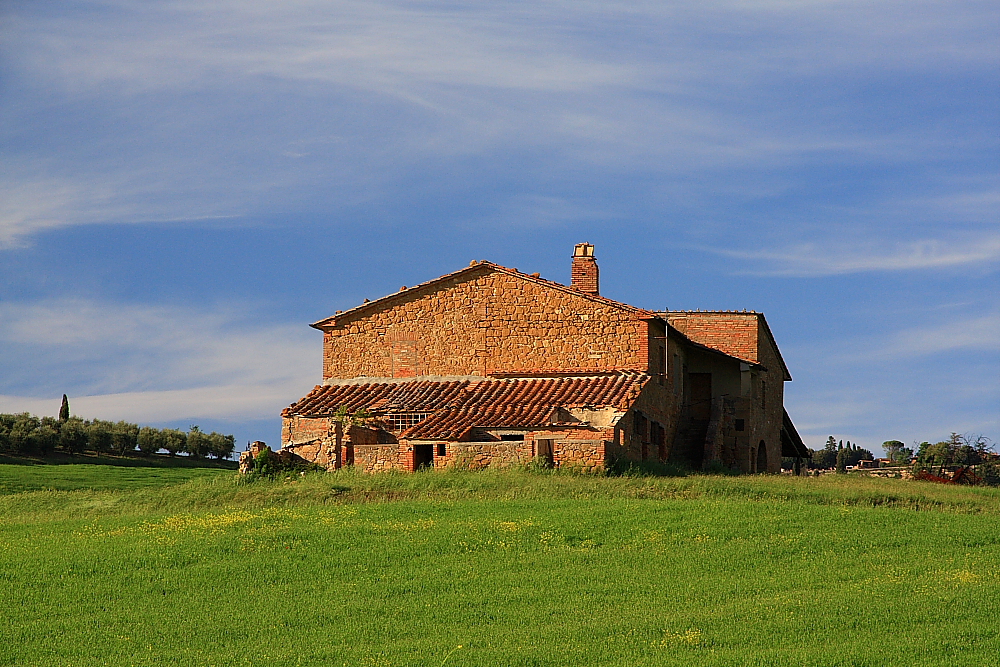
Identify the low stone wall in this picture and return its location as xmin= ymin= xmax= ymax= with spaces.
xmin=283 ymin=439 xmax=335 ymax=468
xmin=555 ymin=439 xmax=606 ymax=472
xmin=355 ymin=444 xmax=406 ymax=473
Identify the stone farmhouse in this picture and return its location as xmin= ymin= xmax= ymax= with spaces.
xmin=280 ymin=244 xmax=808 ymax=474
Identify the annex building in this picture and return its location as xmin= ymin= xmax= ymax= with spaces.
xmin=281 ymin=244 xmax=808 ymax=474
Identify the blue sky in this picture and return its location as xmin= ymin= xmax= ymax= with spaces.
xmin=1 ymin=0 xmax=997 ymax=454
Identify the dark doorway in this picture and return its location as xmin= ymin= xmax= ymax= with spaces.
xmin=344 ymin=445 xmax=354 ymax=467
xmin=535 ymin=439 xmax=554 ymax=468
xmin=689 ymin=373 xmax=712 ymax=420
xmin=670 ymin=373 xmax=712 ymax=470
xmin=414 ymin=444 xmax=434 ymax=470
xmin=756 ymin=440 xmax=768 ymax=473
xmin=652 ymin=422 xmax=666 ymax=462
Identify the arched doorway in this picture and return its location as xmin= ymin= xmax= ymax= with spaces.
xmin=756 ymin=440 xmax=768 ymax=473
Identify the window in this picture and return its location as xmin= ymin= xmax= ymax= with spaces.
xmin=500 ymin=434 xmax=525 ymax=441
xmin=735 ymin=419 xmax=745 ymax=432
xmin=634 ymin=411 xmax=648 ymax=442
xmin=760 ymin=381 xmax=766 ymax=410
xmin=437 ymin=443 xmax=446 ymax=457
xmin=385 ymin=413 xmax=430 ymax=432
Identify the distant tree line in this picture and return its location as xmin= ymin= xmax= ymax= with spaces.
xmin=809 ymin=436 xmax=875 ymax=471
xmin=911 ymin=432 xmax=994 ymax=469
xmin=0 ymin=397 xmax=234 ymax=459
xmin=802 ymin=432 xmax=997 ymax=481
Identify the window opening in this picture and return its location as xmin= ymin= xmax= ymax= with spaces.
xmin=756 ymin=440 xmax=767 ymax=473
xmin=385 ymin=413 xmax=431 ymax=432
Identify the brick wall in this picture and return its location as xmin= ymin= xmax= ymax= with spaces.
xmin=667 ymin=313 xmax=759 ymax=364
xmin=570 ymin=243 xmax=600 ymax=295
xmin=321 ymin=268 xmax=650 ymax=379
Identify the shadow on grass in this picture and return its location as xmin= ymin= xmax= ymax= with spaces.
xmin=604 ymin=458 xmax=741 ymax=478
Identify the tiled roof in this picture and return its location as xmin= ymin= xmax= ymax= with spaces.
xmin=283 ymin=373 xmax=647 ymax=440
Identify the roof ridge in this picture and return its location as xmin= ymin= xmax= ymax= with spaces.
xmin=311 ymin=260 xmax=654 ymax=330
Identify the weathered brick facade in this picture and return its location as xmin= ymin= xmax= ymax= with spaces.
xmin=316 ymin=263 xmax=652 ymax=380
xmin=279 ymin=245 xmax=806 ymax=474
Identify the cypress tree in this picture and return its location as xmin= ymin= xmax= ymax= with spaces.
xmin=836 ymin=448 xmax=848 ymax=473
xmin=58 ymin=395 xmax=70 ymax=422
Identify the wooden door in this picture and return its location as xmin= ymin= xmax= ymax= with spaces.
xmin=536 ymin=439 xmax=554 ymax=468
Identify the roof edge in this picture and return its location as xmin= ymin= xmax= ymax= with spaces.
xmin=667 ymin=324 xmax=767 ymax=371
xmin=659 ymin=311 xmax=789 ymax=380
xmin=312 ymin=260 xmax=652 ymax=330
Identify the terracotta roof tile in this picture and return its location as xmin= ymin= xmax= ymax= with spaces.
xmin=283 ymin=373 xmax=647 ymax=439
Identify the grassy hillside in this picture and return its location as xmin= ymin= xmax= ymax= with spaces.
xmin=0 ymin=453 xmax=236 ymax=494
xmin=1 ymin=467 xmax=999 ymax=666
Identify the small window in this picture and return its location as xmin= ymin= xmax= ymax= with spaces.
xmin=385 ymin=413 xmax=431 ymax=432
xmin=735 ymin=419 xmax=745 ymax=432
xmin=437 ymin=443 xmax=446 ymax=457
xmin=500 ymin=434 xmax=525 ymax=441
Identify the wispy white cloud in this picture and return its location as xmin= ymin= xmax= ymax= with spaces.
xmin=886 ymin=314 xmax=1000 ymax=357
xmin=713 ymin=235 xmax=1000 ymax=276
xmin=0 ymin=300 xmax=318 ymax=421
xmin=2 ymin=0 xmax=995 ymax=244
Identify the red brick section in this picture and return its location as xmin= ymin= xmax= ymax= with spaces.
xmin=570 ymin=243 xmax=599 ymax=295
xmin=665 ymin=312 xmax=760 ymax=364
xmin=283 ymin=373 xmax=647 ymax=440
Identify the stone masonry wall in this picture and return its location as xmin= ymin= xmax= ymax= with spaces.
xmin=525 ymin=428 xmax=612 ymax=472
xmin=321 ymin=268 xmax=649 ymax=379
xmin=666 ymin=312 xmax=786 ymax=473
xmin=753 ymin=320 xmax=785 ymax=473
xmin=618 ymin=380 xmax=675 ymax=463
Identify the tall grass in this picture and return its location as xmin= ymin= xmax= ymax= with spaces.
xmin=1 ymin=467 xmax=999 ymax=665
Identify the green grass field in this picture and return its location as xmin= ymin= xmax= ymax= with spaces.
xmin=0 ymin=454 xmax=237 ymax=494
xmin=1 ymin=464 xmax=999 ymax=666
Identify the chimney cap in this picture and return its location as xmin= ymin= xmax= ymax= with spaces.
xmin=573 ymin=243 xmax=595 ymax=258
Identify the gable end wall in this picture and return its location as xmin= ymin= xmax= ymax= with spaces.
xmin=322 ymin=270 xmax=649 ymax=379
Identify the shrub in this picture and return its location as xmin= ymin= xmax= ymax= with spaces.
xmin=978 ymin=461 xmax=1000 ymax=487
xmin=9 ymin=414 xmax=41 ymax=455
xmin=137 ymin=426 xmax=165 ymax=456
xmin=111 ymin=421 xmax=139 ymax=456
xmin=86 ymin=420 xmax=113 ymax=454
xmin=205 ymin=432 xmax=235 ymax=459
xmin=835 ymin=448 xmax=848 ymax=474
xmin=186 ymin=426 xmax=209 ymax=459
xmin=59 ymin=418 xmax=88 ymax=455
xmin=32 ymin=423 xmax=59 ymax=456
xmin=163 ymin=429 xmax=187 ymax=456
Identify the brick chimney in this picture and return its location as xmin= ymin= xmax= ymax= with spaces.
xmin=570 ymin=243 xmax=599 ymax=295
